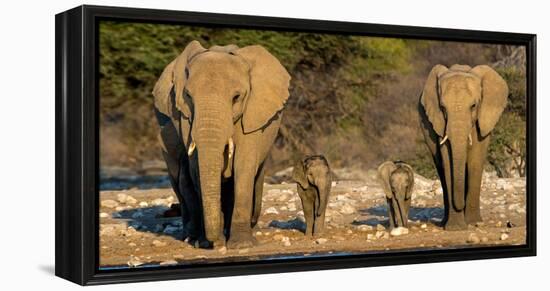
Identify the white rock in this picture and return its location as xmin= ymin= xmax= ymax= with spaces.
xmin=390 ymin=227 xmax=409 ymax=236
xmin=339 ymin=204 xmax=356 ymax=215
xmin=331 ymin=181 xmax=337 ymax=187
xmin=117 ymin=193 xmax=128 ymax=203
xmin=500 ymin=233 xmax=509 ymax=241
xmin=139 ymin=201 xmax=149 ymax=207
xmin=151 ymin=198 xmax=167 ymax=206
xmin=315 ymin=238 xmax=328 ymax=244
xmin=152 ymin=240 xmax=167 ymax=247
xmin=420 ymin=223 xmax=428 ymax=229
xmin=99 ymin=212 xmax=109 ymax=218
xmin=467 ymin=233 xmax=480 ymax=244
xmin=126 ymin=196 xmax=137 ymax=205
xmin=280 ymin=206 xmax=288 ymax=211
xmin=160 ymin=260 xmax=178 ymax=266
xmin=264 ymin=207 xmax=279 ymax=215
xmin=127 ymin=256 xmax=143 ymax=267
xmin=496 ymin=179 xmax=514 ymax=191
xmin=101 ymin=199 xmax=119 ymax=208
xmin=375 ymin=231 xmax=386 ymax=239
xmin=358 ymin=225 xmax=373 ymax=232
xmin=268 ymin=189 xmax=281 ymax=195
xmin=287 ymin=202 xmax=296 ymax=212
xmin=376 ymin=224 xmax=386 ymax=231
xmin=366 ymin=234 xmax=374 ymax=240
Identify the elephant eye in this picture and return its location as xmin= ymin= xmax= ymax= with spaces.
xmin=471 ymin=103 xmax=477 ymax=110
xmin=232 ymin=94 xmax=240 ymax=103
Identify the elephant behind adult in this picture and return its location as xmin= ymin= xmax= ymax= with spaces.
xmin=418 ymin=64 xmax=508 ymax=230
xmin=153 ymin=41 xmax=291 ymax=248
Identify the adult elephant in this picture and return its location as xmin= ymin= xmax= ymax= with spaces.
xmin=153 ymin=41 xmax=291 ymax=248
xmin=418 ymin=64 xmax=508 ymax=230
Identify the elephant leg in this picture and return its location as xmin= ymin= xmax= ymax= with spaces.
xmin=441 ymin=143 xmax=467 ymax=230
xmin=221 ymin=177 xmax=235 ymax=238
xmin=465 ymin=135 xmax=490 ymax=224
xmin=227 ymin=156 xmax=258 ymax=249
xmin=251 ymin=162 xmax=265 ymax=228
xmin=302 ymin=199 xmax=314 ymax=236
xmin=313 ymin=212 xmax=326 ymax=237
xmin=404 ymin=199 xmax=412 ymax=227
xmin=386 ymin=198 xmax=396 ymax=229
xmin=177 ymin=158 xmax=205 ymax=245
xmin=313 ymin=191 xmax=327 ymax=236
xmin=157 ymin=122 xmax=192 ymax=237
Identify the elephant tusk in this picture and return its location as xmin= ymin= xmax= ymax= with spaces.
xmin=468 ymin=133 xmax=473 ymax=146
xmin=227 ymin=137 xmax=234 ymax=160
xmin=187 ymin=141 xmax=196 ymax=156
xmin=439 ymin=135 xmax=448 ymax=145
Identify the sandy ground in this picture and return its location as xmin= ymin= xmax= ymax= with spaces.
xmin=98 ymin=169 xmax=526 ymax=268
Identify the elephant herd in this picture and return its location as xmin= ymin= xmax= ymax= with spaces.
xmin=152 ymin=40 xmax=508 ymax=250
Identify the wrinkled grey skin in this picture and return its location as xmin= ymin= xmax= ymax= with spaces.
xmin=419 ymin=64 xmax=508 ymax=230
xmin=153 ymin=41 xmax=291 ymax=249
xmin=292 ymin=156 xmax=332 ymax=236
xmin=378 ymin=161 xmax=414 ymax=229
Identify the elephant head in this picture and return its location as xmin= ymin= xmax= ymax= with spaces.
xmin=420 ymin=64 xmax=508 ymax=211
xmin=293 ymin=155 xmax=332 ymax=217
xmin=153 ymin=41 xmax=290 ymax=245
xmin=378 ymin=161 xmax=414 ymax=228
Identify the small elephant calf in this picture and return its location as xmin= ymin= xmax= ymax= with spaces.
xmin=292 ymin=155 xmax=332 ymax=236
xmin=378 ymin=161 xmax=415 ymax=229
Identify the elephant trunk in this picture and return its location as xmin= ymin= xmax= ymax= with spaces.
xmin=197 ymin=147 xmax=223 ymax=245
xmin=316 ymin=182 xmax=330 ymax=217
xmin=394 ymin=196 xmax=408 ymax=227
xmin=449 ymin=126 xmax=468 ymax=211
xmin=193 ymin=99 xmax=233 ymax=246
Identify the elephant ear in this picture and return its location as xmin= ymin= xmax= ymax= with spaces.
xmin=153 ymin=60 xmax=177 ymax=118
xmin=398 ymin=163 xmax=415 ymax=200
xmin=235 ymin=45 xmax=291 ymax=134
xmin=378 ymin=161 xmax=397 ymax=199
xmin=153 ymin=40 xmax=206 ymax=120
xmin=292 ymin=160 xmax=309 ymax=189
xmin=420 ymin=65 xmax=449 ymax=137
xmin=470 ymin=65 xmax=509 ymax=137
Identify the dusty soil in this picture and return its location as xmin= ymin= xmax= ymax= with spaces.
xmin=98 ymin=169 xmax=526 ymax=268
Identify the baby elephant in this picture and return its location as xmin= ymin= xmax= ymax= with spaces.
xmin=292 ymin=155 xmax=332 ymax=236
xmin=378 ymin=161 xmax=415 ymax=229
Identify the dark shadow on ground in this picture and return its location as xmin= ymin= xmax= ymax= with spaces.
xmin=354 ymin=205 xmax=445 ymax=227
xmin=111 ymin=206 xmax=186 ymax=240
xmin=269 ymin=218 xmax=306 ymax=233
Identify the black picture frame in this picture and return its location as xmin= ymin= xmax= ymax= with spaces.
xmin=55 ymin=4 xmax=537 ymax=286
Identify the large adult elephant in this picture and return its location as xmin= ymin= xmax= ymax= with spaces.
xmin=418 ymin=64 xmax=508 ymax=230
xmin=153 ymin=41 xmax=291 ymax=248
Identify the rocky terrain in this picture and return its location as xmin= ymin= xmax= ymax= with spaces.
xmin=98 ymin=168 xmax=526 ymax=269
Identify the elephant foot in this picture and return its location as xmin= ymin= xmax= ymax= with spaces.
xmin=465 ymin=212 xmax=483 ymax=225
xmin=227 ymin=231 xmax=257 ymax=249
xmin=444 ymin=219 xmax=468 ymax=231
xmin=187 ymin=237 xmax=212 ymax=249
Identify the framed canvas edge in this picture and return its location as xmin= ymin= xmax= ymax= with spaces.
xmin=55 ymin=4 xmax=537 ymax=286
